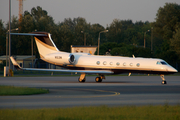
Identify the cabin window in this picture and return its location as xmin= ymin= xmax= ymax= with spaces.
xmin=156 ymin=61 xmax=161 ymax=65
xmin=130 ymin=63 xmax=133 ymax=66
xmin=110 ymin=62 xmax=113 ymax=65
xmin=123 ymin=62 xmax=126 ymax=66
xmin=96 ymin=61 xmax=100 ymax=65
xmin=136 ymin=63 xmax=140 ymax=67
xmin=103 ymin=61 xmax=107 ymax=65
xmin=116 ymin=62 xmax=120 ymax=66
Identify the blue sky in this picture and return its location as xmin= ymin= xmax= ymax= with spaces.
xmin=1 ymin=0 xmax=180 ymax=27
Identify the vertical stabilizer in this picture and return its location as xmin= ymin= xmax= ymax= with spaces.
xmin=32 ymin=32 xmax=59 ymax=58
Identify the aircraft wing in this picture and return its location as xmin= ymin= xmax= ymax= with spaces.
xmin=10 ymin=56 xmax=113 ymax=74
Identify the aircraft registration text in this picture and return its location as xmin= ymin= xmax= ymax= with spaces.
xmin=55 ymin=56 xmax=62 ymax=59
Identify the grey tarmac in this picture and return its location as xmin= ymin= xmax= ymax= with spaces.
xmin=0 ymin=76 xmax=180 ymax=108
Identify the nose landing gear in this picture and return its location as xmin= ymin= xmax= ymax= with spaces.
xmin=160 ymin=74 xmax=167 ymax=84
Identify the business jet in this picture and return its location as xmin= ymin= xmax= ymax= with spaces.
xmin=10 ymin=32 xmax=178 ymax=84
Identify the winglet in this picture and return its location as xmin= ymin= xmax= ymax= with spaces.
xmin=10 ymin=56 xmax=22 ymax=70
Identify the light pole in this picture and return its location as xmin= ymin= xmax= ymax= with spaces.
xmin=6 ymin=31 xmax=8 ymax=68
xmin=144 ymin=30 xmax=150 ymax=48
xmin=6 ymin=28 xmax=18 ymax=68
xmin=151 ymin=27 xmax=153 ymax=52
xmin=98 ymin=30 xmax=108 ymax=55
xmin=8 ymin=0 xmax=11 ymax=76
xmin=81 ymin=31 xmax=86 ymax=46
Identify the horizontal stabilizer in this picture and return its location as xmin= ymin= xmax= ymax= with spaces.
xmin=10 ymin=33 xmax=47 ymax=36
xmin=10 ymin=56 xmax=22 ymax=70
xmin=10 ymin=56 xmax=113 ymax=74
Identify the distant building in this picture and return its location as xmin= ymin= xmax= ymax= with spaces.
xmin=0 ymin=55 xmax=35 ymax=69
xmin=71 ymin=45 xmax=97 ymax=55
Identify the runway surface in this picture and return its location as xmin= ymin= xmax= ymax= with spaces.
xmin=0 ymin=76 xmax=180 ymax=109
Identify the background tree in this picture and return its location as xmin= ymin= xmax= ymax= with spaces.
xmin=152 ymin=3 xmax=180 ymax=50
xmin=94 ymin=42 xmax=119 ymax=55
xmin=106 ymin=19 xmax=122 ymax=43
xmin=152 ymin=3 xmax=180 ymax=67
xmin=57 ymin=24 xmax=74 ymax=52
xmin=170 ymin=28 xmax=180 ymax=60
xmin=97 ymin=42 xmax=152 ymax=58
xmin=31 ymin=6 xmax=55 ymax=32
xmin=90 ymin=24 xmax=105 ymax=45
xmin=0 ymin=20 xmax=6 ymax=55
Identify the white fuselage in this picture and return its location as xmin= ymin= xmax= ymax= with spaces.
xmin=43 ymin=52 xmax=177 ymax=75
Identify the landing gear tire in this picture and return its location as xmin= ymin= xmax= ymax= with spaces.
xmin=160 ymin=74 xmax=167 ymax=85
xmin=78 ymin=78 xmax=86 ymax=83
xmin=95 ymin=77 xmax=102 ymax=82
xmin=161 ymin=80 xmax=167 ymax=84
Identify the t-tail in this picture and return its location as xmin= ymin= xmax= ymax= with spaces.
xmin=31 ymin=32 xmax=59 ymax=58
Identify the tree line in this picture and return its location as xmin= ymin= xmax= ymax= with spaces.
xmin=0 ymin=3 xmax=180 ymax=70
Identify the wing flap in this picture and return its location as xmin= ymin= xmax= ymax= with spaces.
xmin=10 ymin=56 xmax=113 ymax=74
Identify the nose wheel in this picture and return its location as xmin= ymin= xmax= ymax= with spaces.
xmin=161 ymin=80 xmax=167 ymax=84
xmin=78 ymin=77 xmax=86 ymax=82
xmin=160 ymin=74 xmax=167 ymax=84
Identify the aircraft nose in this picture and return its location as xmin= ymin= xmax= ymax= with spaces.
xmin=168 ymin=67 xmax=178 ymax=73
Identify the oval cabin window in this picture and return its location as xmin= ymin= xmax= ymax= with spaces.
xmin=130 ymin=63 xmax=133 ymax=66
xmin=96 ymin=61 xmax=100 ymax=65
xmin=116 ymin=62 xmax=120 ymax=66
xmin=103 ymin=61 xmax=107 ymax=65
xmin=136 ymin=63 xmax=140 ymax=67
xmin=123 ymin=63 xmax=126 ymax=66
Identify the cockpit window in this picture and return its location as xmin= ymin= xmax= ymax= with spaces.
xmin=156 ymin=61 xmax=168 ymax=65
xmin=160 ymin=61 xmax=167 ymax=65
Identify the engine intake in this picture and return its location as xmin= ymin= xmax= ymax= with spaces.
xmin=69 ymin=54 xmax=76 ymax=64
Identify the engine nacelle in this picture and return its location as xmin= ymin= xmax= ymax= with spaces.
xmin=44 ymin=52 xmax=76 ymax=65
xmin=68 ymin=53 xmax=76 ymax=64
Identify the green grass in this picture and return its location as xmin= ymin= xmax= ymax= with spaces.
xmin=0 ymin=105 xmax=180 ymax=120
xmin=0 ymin=86 xmax=49 ymax=95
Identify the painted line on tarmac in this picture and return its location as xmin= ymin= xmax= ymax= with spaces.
xmin=55 ymin=89 xmax=120 ymax=98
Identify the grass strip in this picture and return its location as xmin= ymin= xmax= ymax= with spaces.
xmin=0 ymin=86 xmax=49 ymax=95
xmin=0 ymin=105 xmax=180 ymax=120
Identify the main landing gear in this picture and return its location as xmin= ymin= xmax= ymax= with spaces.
xmin=95 ymin=75 xmax=105 ymax=82
xmin=78 ymin=73 xmax=105 ymax=83
xmin=78 ymin=73 xmax=86 ymax=82
xmin=160 ymin=74 xmax=167 ymax=84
